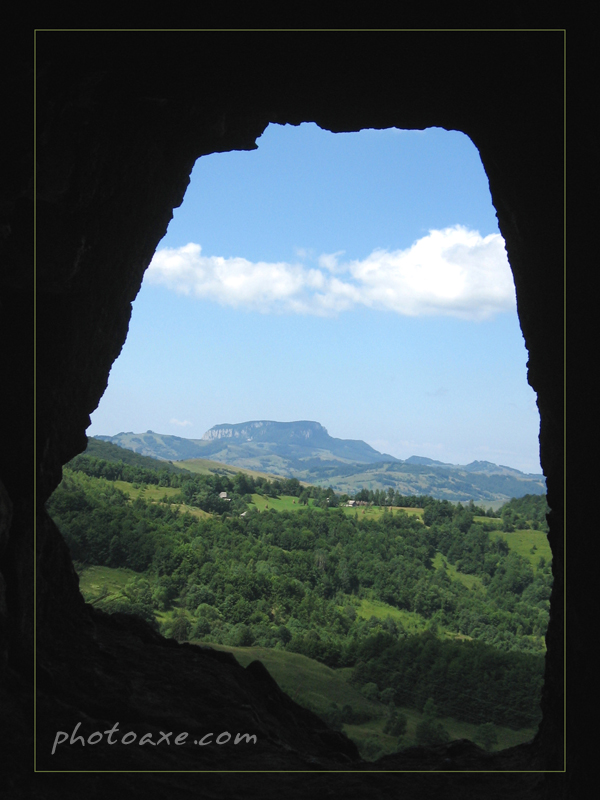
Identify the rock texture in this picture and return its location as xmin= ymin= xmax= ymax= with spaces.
xmin=2 ymin=30 xmax=567 ymax=798
xmin=202 ymin=420 xmax=331 ymax=443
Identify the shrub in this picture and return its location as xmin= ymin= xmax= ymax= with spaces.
xmin=360 ymin=682 xmax=380 ymax=701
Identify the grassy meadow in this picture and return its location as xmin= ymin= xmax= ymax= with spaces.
xmin=432 ymin=552 xmax=485 ymax=590
xmin=76 ymin=564 xmax=139 ymax=601
xmin=177 ymin=458 xmax=285 ymax=483
xmin=495 ymin=529 xmax=552 ymax=568
xmin=248 ymin=493 xmax=425 ymax=521
xmin=341 ymin=505 xmax=424 ymax=521
xmin=112 ymin=481 xmax=181 ymax=501
xmin=354 ymin=598 xmax=430 ymax=635
xmin=250 ymin=493 xmax=311 ymax=512
xmin=199 ymin=641 xmax=537 ymax=758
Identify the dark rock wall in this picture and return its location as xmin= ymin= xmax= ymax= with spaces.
xmin=2 ymin=31 xmax=565 ymax=797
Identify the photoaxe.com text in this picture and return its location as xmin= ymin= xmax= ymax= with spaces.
xmin=51 ymin=722 xmax=258 ymax=754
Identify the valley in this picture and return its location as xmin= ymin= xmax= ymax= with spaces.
xmin=46 ymin=436 xmax=552 ymax=761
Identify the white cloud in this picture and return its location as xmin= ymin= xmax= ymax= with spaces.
xmin=146 ymin=226 xmax=515 ymax=320
xmin=318 ymin=251 xmax=346 ymax=273
xmin=170 ymin=418 xmax=193 ymax=427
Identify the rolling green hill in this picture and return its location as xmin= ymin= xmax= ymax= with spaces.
xmin=82 ymin=437 xmax=189 ymax=473
xmin=306 ymin=460 xmax=546 ymax=504
xmin=50 ymin=455 xmax=551 ymax=760
xmin=74 ymin=564 xmax=539 ymax=760
xmin=201 ymin=643 xmax=536 ymax=759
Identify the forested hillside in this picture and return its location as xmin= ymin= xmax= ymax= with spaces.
xmin=46 ymin=449 xmax=551 ymax=757
xmin=93 ymin=429 xmax=546 ymax=503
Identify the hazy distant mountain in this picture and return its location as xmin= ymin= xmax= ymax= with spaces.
xmin=302 ymin=459 xmax=546 ymax=504
xmin=404 ymin=455 xmax=544 ymax=481
xmin=97 ymin=421 xmax=398 ymax=466
xmin=95 ymin=430 xmax=210 ymax=462
xmin=404 ymin=455 xmax=453 ymax=467
xmin=202 ymin=420 xmax=399 ymax=463
xmin=95 ymin=421 xmax=545 ymax=503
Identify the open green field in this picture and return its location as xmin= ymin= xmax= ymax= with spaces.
xmin=172 ymin=503 xmax=212 ymax=519
xmin=109 ymin=480 xmax=213 ymax=520
xmin=250 ymin=494 xmax=314 ymax=512
xmin=176 ymin=458 xmax=287 ymax=483
xmin=432 ymin=552 xmax=484 ymax=590
xmin=200 ymin=641 xmax=536 ymax=758
xmin=248 ymin=495 xmax=425 ymax=521
xmin=355 ymin=595 xmax=476 ymax=643
xmin=342 ymin=710 xmax=534 ymax=759
xmin=113 ymin=481 xmax=181 ymax=502
xmin=494 ymin=529 xmax=552 ymax=568
xmin=474 ymin=515 xmax=502 ymax=525
xmin=75 ymin=564 xmax=139 ymax=602
xmin=341 ymin=505 xmax=424 ymax=521
xmin=355 ymin=598 xmax=430 ymax=635
xmin=203 ymin=642 xmax=381 ymax=716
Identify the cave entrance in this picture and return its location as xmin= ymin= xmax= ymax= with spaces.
xmin=50 ymin=122 xmax=550 ymax=757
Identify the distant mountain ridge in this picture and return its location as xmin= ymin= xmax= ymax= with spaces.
xmin=95 ymin=421 xmax=545 ymax=503
xmin=202 ymin=420 xmax=329 ymax=442
xmin=202 ymin=420 xmax=333 ymax=446
xmin=97 ymin=421 xmax=398 ymax=466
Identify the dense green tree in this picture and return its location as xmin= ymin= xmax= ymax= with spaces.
xmin=169 ymin=615 xmax=191 ymax=643
xmin=380 ymin=687 xmax=395 ymax=705
xmin=48 ymin=468 xmax=550 ymax=733
xmin=360 ymin=682 xmax=380 ymax=701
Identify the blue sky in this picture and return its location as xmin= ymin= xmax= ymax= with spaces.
xmin=88 ymin=123 xmax=542 ymax=474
